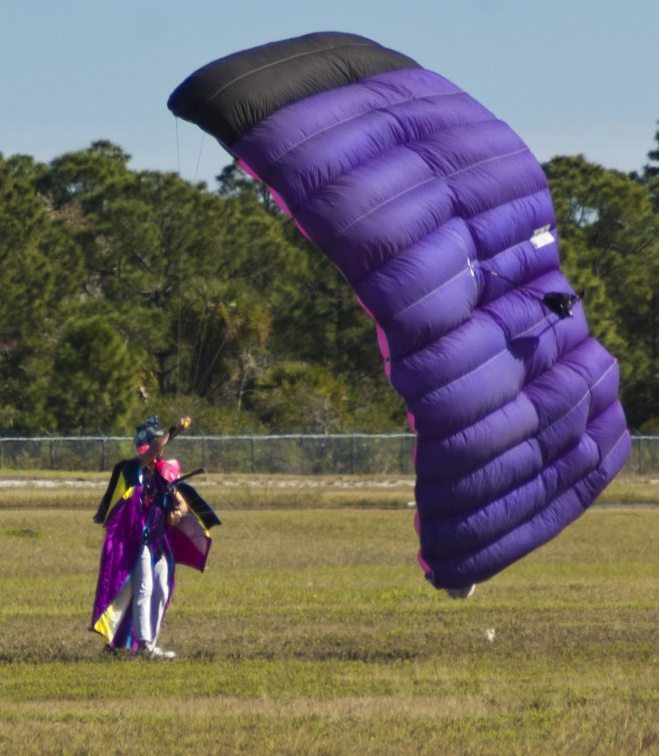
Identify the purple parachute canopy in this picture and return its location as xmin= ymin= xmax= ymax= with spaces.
xmin=168 ymin=32 xmax=630 ymax=589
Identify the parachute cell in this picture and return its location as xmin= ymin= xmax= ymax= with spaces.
xmin=168 ymin=32 xmax=630 ymax=589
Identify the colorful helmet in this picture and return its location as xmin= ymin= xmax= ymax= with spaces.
xmin=134 ymin=415 xmax=163 ymax=452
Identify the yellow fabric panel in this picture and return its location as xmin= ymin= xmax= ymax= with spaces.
xmin=93 ymin=579 xmax=133 ymax=643
xmin=105 ymin=484 xmax=135 ymax=521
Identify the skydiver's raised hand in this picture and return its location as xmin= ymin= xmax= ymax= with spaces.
xmin=177 ymin=416 xmax=191 ymax=433
xmin=161 ymin=415 xmax=191 ymax=448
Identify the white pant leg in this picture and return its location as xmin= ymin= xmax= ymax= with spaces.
xmin=133 ymin=543 xmax=154 ymax=644
xmin=150 ymin=554 xmax=170 ymax=646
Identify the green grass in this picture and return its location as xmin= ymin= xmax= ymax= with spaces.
xmin=0 ymin=470 xmax=657 ymax=511
xmin=0 ymin=480 xmax=657 ymax=754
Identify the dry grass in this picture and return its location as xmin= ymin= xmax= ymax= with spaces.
xmin=0 ymin=478 xmax=657 ymax=754
xmin=0 ymin=471 xmax=656 ymax=511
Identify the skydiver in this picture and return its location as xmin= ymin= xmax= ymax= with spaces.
xmin=90 ymin=415 xmax=192 ymax=659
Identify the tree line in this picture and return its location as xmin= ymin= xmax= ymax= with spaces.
xmin=1 ymin=130 xmax=657 ymax=436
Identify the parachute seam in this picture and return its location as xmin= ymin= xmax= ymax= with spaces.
xmin=389 ymin=304 xmax=539 ymax=373
xmin=382 ymin=266 xmax=474 ymax=326
xmin=537 ymin=389 xmax=589 ymax=448
xmin=510 ymin=312 xmax=560 ymax=341
xmin=450 ymin=357 xmax=617 ymax=469
xmin=414 ymin=345 xmax=510 ymax=404
xmin=562 ymin=358 xmax=617 ymax=427
xmin=395 ymin=306 xmax=550 ymax=395
xmin=504 ymin=346 xmax=617 ymax=447
xmin=467 ymin=193 xmax=556 ymax=269
xmin=205 ymin=42 xmax=389 ymax=102
xmin=418 ymin=363 xmax=618 ymax=489
xmin=410 ymin=332 xmax=615 ymax=441
xmin=334 ymin=147 xmax=530 ymax=238
xmin=268 ymin=89 xmax=466 ymax=166
xmin=425 ymin=438 xmax=545 ymax=518
xmin=461 ymin=186 xmax=552 ymax=289
xmin=595 ymin=425 xmax=629 ymax=468
xmin=352 ymin=189 xmax=556 ymax=292
xmin=423 ymin=423 xmax=625 ymax=572
xmin=417 ymin=435 xmax=544 ymax=522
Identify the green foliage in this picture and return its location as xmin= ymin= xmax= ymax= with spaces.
xmin=1 ymin=131 xmax=658 ymax=433
xmin=249 ymin=361 xmax=353 ymax=433
xmin=44 ymin=315 xmax=142 ymax=432
xmin=0 ymin=154 xmax=85 ymax=430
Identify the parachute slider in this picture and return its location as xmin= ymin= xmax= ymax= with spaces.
xmin=542 ymin=291 xmax=581 ymax=319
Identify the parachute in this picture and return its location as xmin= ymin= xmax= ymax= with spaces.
xmin=168 ymin=32 xmax=630 ymax=590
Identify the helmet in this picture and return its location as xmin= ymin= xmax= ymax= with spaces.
xmin=134 ymin=415 xmax=163 ymax=452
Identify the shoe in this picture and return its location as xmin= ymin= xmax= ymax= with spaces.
xmin=446 ymin=584 xmax=476 ymax=600
xmin=146 ymin=644 xmax=176 ymax=660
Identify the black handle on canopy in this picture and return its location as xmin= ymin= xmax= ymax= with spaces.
xmin=175 ymin=468 xmax=206 ymax=484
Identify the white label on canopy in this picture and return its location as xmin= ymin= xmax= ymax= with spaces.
xmin=531 ymin=225 xmax=554 ymax=249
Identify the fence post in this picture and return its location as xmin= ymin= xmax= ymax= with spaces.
xmin=351 ymin=435 xmax=356 ymax=475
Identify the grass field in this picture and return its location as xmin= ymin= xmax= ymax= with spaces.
xmin=0 ymin=475 xmax=657 ymax=754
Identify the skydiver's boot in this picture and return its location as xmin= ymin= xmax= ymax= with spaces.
xmin=146 ymin=643 xmax=176 ymax=660
xmin=130 ymin=640 xmax=175 ymax=660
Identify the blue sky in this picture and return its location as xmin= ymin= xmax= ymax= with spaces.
xmin=2 ymin=0 xmax=657 ymax=187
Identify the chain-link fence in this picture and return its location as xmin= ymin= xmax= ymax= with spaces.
xmin=0 ymin=434 xmax=657 ymax=476
xmin=0 ymin=434 xmax=416 ymax=475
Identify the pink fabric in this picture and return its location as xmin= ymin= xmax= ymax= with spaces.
xmin=155 ymin=458 xmax=181 ymax=482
